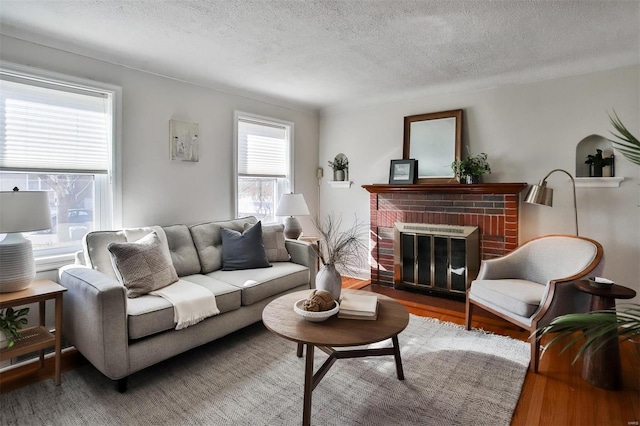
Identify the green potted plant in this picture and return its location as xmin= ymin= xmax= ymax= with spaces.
xmin=584 ymin=149 xmax=613 ymax=177
xmin=328 ymin=157 xmax=349 ymax=181
xmin=537 ymin=303 xmax=640 ymax=363
xmin=450 ymin=148 xmax=491 ymax=184
xmin=0 ymin=307 xmax=29 ymax=349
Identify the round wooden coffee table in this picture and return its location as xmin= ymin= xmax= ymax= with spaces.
xmin=262 ymin=289 xmax=409 ymax=426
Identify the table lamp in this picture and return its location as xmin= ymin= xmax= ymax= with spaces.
xmin=275 ymin=193 xmax=310 ymax=239
xmin=524 ymin=168 xmax=579 ymax=236
xmin=0 ymin=188 xmax=52 ymax=292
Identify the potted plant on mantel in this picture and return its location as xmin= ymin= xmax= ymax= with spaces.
xmin=313 ymin=214 xmax=367 ymax=301
xmin=450 ymin=148 xmax=491 ymax=184
xmin=0 ymin=307 xmax=29 ymax=349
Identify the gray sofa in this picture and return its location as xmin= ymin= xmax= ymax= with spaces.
xmin=58 ymin=216 xmax=317 ymax=391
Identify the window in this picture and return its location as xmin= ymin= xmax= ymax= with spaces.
xmin=235 ymin=113 xmax=293 ymax=224
xmin=0 ymin=64 xmax=118 ymax=257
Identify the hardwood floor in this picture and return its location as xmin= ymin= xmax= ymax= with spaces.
xmin=343 ymin=278 xmax=640 ymax=426
xmin=2 ymin=278 xmax=638 ymax=425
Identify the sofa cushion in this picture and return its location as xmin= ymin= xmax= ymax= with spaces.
xmin=189 ymin=216 xmax=258 ymax=273
xmin=126 ymin=276 xmax=242 ymax=339
xmin=108 ymin=232 xmax=179 ymax=298
xmin=162 ymin=224 xmax=201 ymax=276
xmin=221 ymin=221 xmax=271 ymax=271
xmin=244 ymin=222 xmax=290 ymax=262
xmin=83 ymin=226 xmax=171 ymax=280
xmin=209 ymin=262 xmax=309 ymax=306
xmin=469 ymin=279 xmax=546 ymax=318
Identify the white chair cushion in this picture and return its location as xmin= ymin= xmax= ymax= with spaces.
xmin=470 ymin=279 xmax=546 ymax=318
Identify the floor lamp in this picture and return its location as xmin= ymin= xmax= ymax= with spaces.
xmin=524 ymin=169 xmax=579 ymax=236
xmin=0 ymin=188 xmax=52 ymax=292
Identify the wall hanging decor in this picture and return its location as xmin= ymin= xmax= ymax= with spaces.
xmin=328 ymin=153 xmax=349 ymax=181
xmin=170 ymin=119 xmax=199 ymax=162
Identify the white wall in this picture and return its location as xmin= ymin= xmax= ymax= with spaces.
xmin=320 ymin=66 xmax=640 ymax=301
xmin=0 ymin=35 xmax=320 ymax=232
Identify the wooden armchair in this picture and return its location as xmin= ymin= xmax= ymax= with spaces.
xmin=465 ymin=235 xmax=604 ymax=372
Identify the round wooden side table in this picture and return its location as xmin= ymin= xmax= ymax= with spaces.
xmin=573 ymin=280 xmax=636 ymax=390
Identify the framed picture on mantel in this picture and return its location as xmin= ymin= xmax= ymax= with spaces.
xmin=389 ymin=159 xmax=418 ymax=184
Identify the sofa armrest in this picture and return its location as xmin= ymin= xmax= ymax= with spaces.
xmin=475 ymin=255 xmax=523 ymax=281
xmin=285 ymin=239 xmax=318 ymax=289
xmin=58 ymin=264 xmax=129 ymax=380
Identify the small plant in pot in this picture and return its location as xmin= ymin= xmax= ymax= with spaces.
xmin=584 ymin=149 xmax=613 ymax=177
xmin=313 ymin=214 xmax=367 ymax=301
xmin=450 ymin=148 xmax=491 ymax=184
xmin=0 ymin=307 xmax=29 ymax=349
xmin=328 ymin=157 xmax=349 ymax=181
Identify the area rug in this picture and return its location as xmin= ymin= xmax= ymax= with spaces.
xmin=1 ymin=315 xmax=529 ymax=426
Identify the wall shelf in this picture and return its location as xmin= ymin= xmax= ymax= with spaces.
xmin=574 ymin=177 xmax=624 ymax=188
xmin=328 ymin=181 xmax=352 ymax=188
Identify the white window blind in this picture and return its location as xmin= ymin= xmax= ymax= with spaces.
xmin=0 ymin=72 xmax=111 ymax=174
xmin=237 ymin=118 xmax=288 ymax=178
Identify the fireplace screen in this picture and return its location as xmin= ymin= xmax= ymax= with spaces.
xmin=394 ymin=223 xmax=479 ymax=297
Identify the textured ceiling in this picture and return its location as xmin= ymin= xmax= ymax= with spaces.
xmin=0 ymin=1 xmax=638 ymax=111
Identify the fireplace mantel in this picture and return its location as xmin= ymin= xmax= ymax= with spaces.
xmin=365 ymin=182 xmax=527 ymax=290
xmin=363 ymin=183 xmax=527 ymax=194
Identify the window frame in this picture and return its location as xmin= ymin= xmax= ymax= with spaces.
xmin=0 ymin=61 xmax=122 ymax=263
xmin=233 ymin=111 xmax=294 ymax=223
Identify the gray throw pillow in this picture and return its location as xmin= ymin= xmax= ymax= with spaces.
xmin=108 ymin=232 xmax=179 ymax=298
xmin=243 ymin=222 xmax=290 ymax=262
xmin=221 ymin=221 xmax=271 ymax=271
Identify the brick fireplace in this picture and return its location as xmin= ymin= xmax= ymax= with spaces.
xmin=363 ymin=183 xmax=527 ymax=288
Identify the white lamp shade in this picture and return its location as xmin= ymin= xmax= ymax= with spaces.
xmin=276 ymin=193 xmax=310 ymax=217
xmin=0 ymin=190 xmax=52 ymax=233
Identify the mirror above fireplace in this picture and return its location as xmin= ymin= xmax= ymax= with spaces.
xmin=403 ymin=109 xmax=462 ymax=184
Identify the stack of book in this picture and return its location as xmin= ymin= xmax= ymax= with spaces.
xmin=338 ymin=293 xmax=379 ymax=320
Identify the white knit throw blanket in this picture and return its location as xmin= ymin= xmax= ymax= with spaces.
xmin=150 ymin=280 xmax=220 ymax=330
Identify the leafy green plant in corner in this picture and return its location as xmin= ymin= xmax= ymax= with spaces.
xmin=328 ymin=157 xmax=348 ymax=171
xmin=607 ymin=110 xmax=640 ymax=166
xmin=450 ymin=147 xmax=491 ymax=179
xmin=536 ymin=303 xmax=640 ymax=363
xmin=0 ymin=307 xmax=29 ymax=348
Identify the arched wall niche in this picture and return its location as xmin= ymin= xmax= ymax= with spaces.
xmin=575 ymin=134 xmax=614 ymax=177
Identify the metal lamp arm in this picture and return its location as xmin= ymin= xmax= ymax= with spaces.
xmin=542 ymin=168 xmax=578 ymax=236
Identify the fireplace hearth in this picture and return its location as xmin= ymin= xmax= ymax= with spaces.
xmin=394 ymin=223 xmax=479 ymax=297
xmin=363 ymin=183 xmax=527 ymax=291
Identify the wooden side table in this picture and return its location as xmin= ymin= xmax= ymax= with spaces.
xmin=0 ymin=280 xmax=67 ymax=385
xmin=573 ymin=280 xmax=636 ymax=390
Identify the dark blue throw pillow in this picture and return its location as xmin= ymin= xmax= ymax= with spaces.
xmin=220 ymin=221 xmax=271 ymax=271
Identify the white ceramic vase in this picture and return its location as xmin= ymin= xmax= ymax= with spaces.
xmin=316 ymin=264 xmax=342 ymax=301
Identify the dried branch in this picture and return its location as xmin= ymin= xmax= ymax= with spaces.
xmin=313 ymin=214 xmax=368 ymax=277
